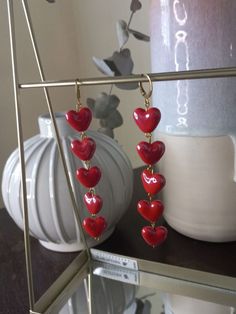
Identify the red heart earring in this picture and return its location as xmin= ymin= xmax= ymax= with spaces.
xmin=133 ymin=74 xmax=167 ymax=247
xmin=66 ymin=79 xmax=107 ymax=240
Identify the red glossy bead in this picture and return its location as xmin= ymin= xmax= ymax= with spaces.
xmin=66 ymin=108 xmax=92 ymax=132
xmin=137 ymin=199 xmax=164 ymax=223
xmin=83 ymin=192 xmax=103 ymax=215
xmin=76 ymin=166 xmax=101 ymax=188
xmin=133 ymin=107 xmax=161 ymax=133
xmin=141 ymin=169 xmax=166 ymax=195
xmin=83 ymin=216 xmax=107 ymax=239
xmin=136 ymin=141 xmax=165 ymax=165
xmin=71 ymin=137 xmax=96 ymax=161
xmin=141 ymin=226 xmax=167 ymax=247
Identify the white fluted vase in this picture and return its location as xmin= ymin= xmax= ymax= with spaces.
xmin=1 ymin=113 xmax=133 ymax=252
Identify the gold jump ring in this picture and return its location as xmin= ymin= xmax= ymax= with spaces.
xmin=138 ymin=74 xmax=153 ymax=99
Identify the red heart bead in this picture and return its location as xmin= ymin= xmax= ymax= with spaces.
xmin=136 ymin=141 xmax=165 ymax=165
xmin=83 ymin=216 xmax=107 ymax=239
xmin=71 ymin=137 xmax=96 ymax=161
xmin=133 ymin=107 xmax=161 ymax=133
xmin=137 ymin=200 xmax=164 ymax=223
xmin=141 ymin=169 xmax=165 ymax=195
xmin=142 ymin=226 xmax=167 ymax=247
xmin=66 ymin=108 xmax=92 ymax=132
xmin=76 ymin=166 xmax=101 ymax=188
xmin=84 ymin=192 xmax=103 ymax=215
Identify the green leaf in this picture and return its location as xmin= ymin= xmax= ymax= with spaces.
xmin=105 ymin=110 xmax=123 ymax=129
xmin=116 ymin=20 xmax=129 ymax=49
xmin=128 ymin=28 xmax=150 ymax=42
xmin=130 ymin=0 xmax=142 ymax=12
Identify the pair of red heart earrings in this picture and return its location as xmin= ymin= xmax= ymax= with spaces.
xmin=133 ymin=74 xmax=168 ymax=247
xmin=66 ymin=80 xmax=107 ymax=240
xmin=66 ymin=76 xmax=167 ymax=248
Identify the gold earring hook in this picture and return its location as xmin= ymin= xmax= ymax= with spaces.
xmin=138 ymin=74 xmax=153 ymax=99
xmin=75 ymin=79 xmax=82 ymax=111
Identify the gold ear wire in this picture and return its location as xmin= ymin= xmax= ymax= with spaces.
xmin=75 ymin=79 xmax=82 ymax=111
xmin=138 ymin=74 xmax=153 ymax=99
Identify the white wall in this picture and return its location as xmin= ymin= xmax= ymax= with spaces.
xmin=0 ymin=0 xmax=150 ymax=208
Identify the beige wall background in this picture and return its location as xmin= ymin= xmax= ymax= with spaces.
xmin=0 ymin=0 xmax=150 ymax=208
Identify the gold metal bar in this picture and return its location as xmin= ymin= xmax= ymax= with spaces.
xmin=21 ymin=0 xmax=89 ymax=254
xmin=19 ymin=67 xmax=236 ymax=89
xmin=6 ymin=0 xmax=35 ymax=310
xmin=92 ymin=250 xmax=236 ymax=292
xmin=88 ymin=273 xmax=92 ymax=314
xmin=92 ymin=260 xmax=236 ymax=307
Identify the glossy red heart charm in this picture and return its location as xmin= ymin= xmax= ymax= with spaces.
xmin=142 ymin=226 xmax=167 ymax=247
xmin=71 ymin=137 xmax=96 ymax=161
xmin=83 ymin=216 xmax=107 ymax=239
xmin=83 ymin=192 xmax=103 ymax=215
xmin=66 ymin=108 xmax=92 ymax=132
xmin=76 ymin=166 xmax=101 ymax=188
xmin=133 ymin=107 xmax=161 ymax=133
xmin=141 ymin=169 xmax=166 ymax=195
xmin=137 ymin=200 xmax=164 ymax=223
xmin=136 ymin=141 xmax=165 ymax=165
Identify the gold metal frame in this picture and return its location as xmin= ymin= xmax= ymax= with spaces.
xmin=19 ymin=67 xmax=236 ymax=89
xmin=32 ymin=254 xmax=236 ymax=314
xmin=7 ymin=0 xmax=90 ymax=312
xmin=32 ymin=251 xmax=89 ymax=314
xmin=91 ymin=260 xmax=236 ymax=308
xmin=30 ymin=252 xmax=236 ymax=314
xmin=92 ymin=250 xmax=236 ymax=293
xmin=6 ymin=0 xmax=236 ymax=313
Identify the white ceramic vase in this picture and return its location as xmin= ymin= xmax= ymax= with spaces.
xmin=150 ymin=0 xmax=236 ymax=242
xmin=150 ymin=0 xmax=236 ymax=137
xmin=1 ymin=113 xmax=133 ymax=252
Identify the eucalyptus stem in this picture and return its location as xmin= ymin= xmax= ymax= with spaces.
xmin=120 ymin=11 xmax=134 ymax=51
xmin=127 ymin=11 xmax=134 ymax=29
